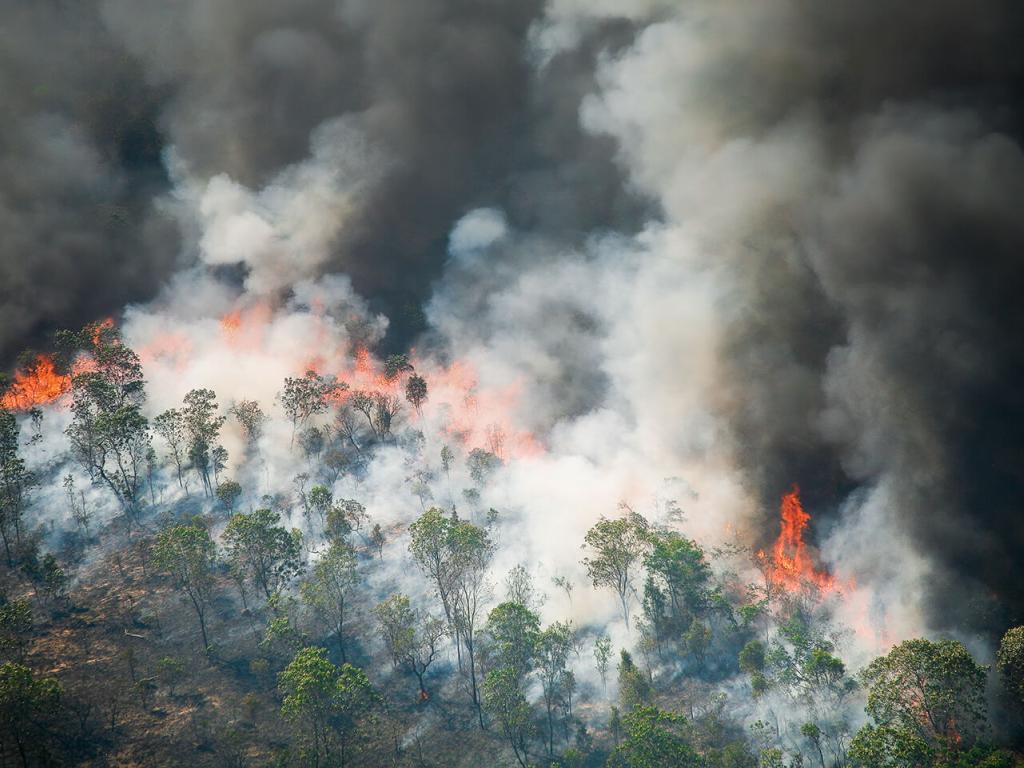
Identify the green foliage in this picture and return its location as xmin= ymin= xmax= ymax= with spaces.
xmin=739 ymin=640 xmax=766 ymax=674
xmin=466 ymin=447 xmax=501 ymax=486
xmin=301 ymin=542 xmax=359 ymax=661
xmin=997 ymin=625 xmax=1024 ymax=704
xmin=278 ymin=370 xmax=346 ymax=444
xmin=485 ymin=601 xmax=541 ymax=681
xmin=216 ymin=479 xmax=242 ymax=511
xmin=405 ymin=373 xmax=428 ymax=412
xmin=0 ymin=599 xmax=32 ymax=662
xmin=374 ymin=593 xmax=446 ymax=697
xmin=852 ymin=638 xmax=989 ymax=766
xmin=483 ymin=666 xmax=534 ymax=768
xmin=153 ymin=520 xmax=219 ymax=651
xmin=278 ymin=647 xmax=378 ymax=767
xmin=223 ymin=508 xmax=304 ymax=599
xmin=64 ymin=324 xmax=151 ymax=515
xmin=617 ymin=650 xmax=651 ymax=712
xmin=0 ymin=662 xmax=61 ymax=765
xmin=606 ymin=705 xmax=701 ymax=768
xmin=0 ymin=408 xmax=34 ymax=567
xmin=156 ymin=656 xmax=186 ymax=696
xmin=582 ymin=511 xmax=649 ymax=628
xmin=595 ymin=634 xmax=613 ymax=689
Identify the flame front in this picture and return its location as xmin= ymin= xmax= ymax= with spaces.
xmin=0 ymin=355 xmax=71 ymax=411
xmin=758 ymin=485 xmax=835 ymax=594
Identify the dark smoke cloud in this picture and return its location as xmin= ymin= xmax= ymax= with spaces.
xmin=2 ymin=0 xmax=641 ymax=360
xmin=576 ymin=0 xmax=1024 ymax=636
xmin=0 ymin=2 xmax=178 ymax=362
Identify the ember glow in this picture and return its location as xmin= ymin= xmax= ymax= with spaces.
xmin=757 ymin=485 xmax=836 ymax=594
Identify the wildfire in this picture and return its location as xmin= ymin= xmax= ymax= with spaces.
xmin=0 ymin=355 xmax=71 ymax=411
xmin=757 ymin=485 xmax=835 ymax=594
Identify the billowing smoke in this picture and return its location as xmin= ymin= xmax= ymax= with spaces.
xmin=6 ymin=0 xmax=1024 ymax=667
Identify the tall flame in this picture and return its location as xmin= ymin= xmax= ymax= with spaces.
xmin=757 ymin=485 xmax=835 ymax=594
xmin=0 ymin=355 xmax=71 ymax=411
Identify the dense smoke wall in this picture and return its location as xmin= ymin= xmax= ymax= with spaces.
xmin=5 ymin=0 xmax=1024 ymax=643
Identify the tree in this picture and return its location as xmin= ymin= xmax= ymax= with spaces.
xmin=466 ymin=447 xmax=501 ymax=486
xmin=216 ymin=479 xmax=242 ymax=512
xmin=409 ymin=508 xmax=460 ymax=631
xmin=485 ymin=601 xmax=541 ymax=682
xmin=0 ymin=663 xmax=61 ymax=768
xmin=606 ymin=705 xmax=701 ymax=768
xmin=618 ymin=650 xmax=651 ymax=712
xmin=278 ymin=647 xmax=378 ymax=768
xmin=349 ymin=391 xmax=401 ymax=440
xmin=595 ymin=635 xmax=613 ymax=691
xmin=182 ymin=388 xmax=225 ymax=497
xmin=506 ymin=563 xmax=542 ymax=611
xmin=383 ymin=354 xmax=414 ymax=381
xmin=582 ymin=511 xmax=650 ymax=629
xmin=405 ymin=374 xmax=428 ymax=414
xmin=223 ymin=508 xmax=304 ymax=600
xmin=0 ymin=600 xmax=32 ymax=663
xmin=369 ymin=523 xmax=385 ymax=559
xmin=307 ymin=485 xmax=333 ymax=526
xmin=642 ymin=530 xmax=711 ymax=649
xmin=63 ymin=322 xmax=151 ymax=521
xmin=301 ymin=542 xmax=360 ymax=662
xmin=229 ymin=399 xmax=266 ymax=445
xmin=448 ymin=518 xmax=494 ymax=728
xmin=153 ymin=521 xmax=219 ymax=653
xmin=997 ymin=625 xmax=1024 ymax=705
xmin=279 ymin=370 xmax=346 ymax=446
xmin=153 ymin=408 xmax=190 ymax=494
xmin=483 ymin=666 xmax=534 ymax=768
xmin=0 ymin=409 xmax=33 ymax=567
xmin=537 ymin=621 xmax=574 ymax=758
xmin=850 ymin=638 xmax=988 ymax=766
xmin=374 ymin=594 xmax=446 ymax=700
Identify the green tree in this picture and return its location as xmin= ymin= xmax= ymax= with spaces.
xmin=0 ymin=662 xmax=61 ymax=768
xmin=216 ymin=479 xmax=243 ymax=512
xmin=223 ymin=508 xmax=304 ymax=600
xmin=153 ymin=520 xmax=219 ymax=652
xmin=617 ymin=650 xmax=651 ymax=712
xmin=278 ymin=647 xmax=378 ymax=768
xmin=153 ymin=408 xmax=190 ymax=494
xmin=0 ymin=409 xmax=34 ymax=567
xmin=606 ymin=705 xmax=701 ymax=768
xmin=405 ymin=374 xmax=428 ymax=414
xmin=63 ymin=322 xmax=151 ymax=521
xmin=537 ymin=621 xmax=574 ymax=758
xmin=595 ymin=635 xmax=613 ymax=691
xmin=301 ymin=542 xmax=360 ymax=662
xmin=374 ymin=593 xmax=446 ymax=700
xmin=229 ymin=399 xmax=266 ymax=445
xmin=642 ymin=530 xmax=711 ymax=649
xmin=582 ymin=511 xmax=650 ymax=629
xmin=279 ymin=371 xmax=346 ymax=446
xmin=485 ymin=601 xmax=541 ymax=682
xmin=850 ymin=638 xmax=988 ymax=766
xmin=996 ymin=625 xmax=1024 ymax=705
xmin=383 ymin=354 xmax=413 ymax=381
xmin=182 ymin=388 xmax=225 ymax=497
xmin=0 ymin=600 xmax=32 ymax=663
xmin=483 ymin=666 xmax=534 ymax=768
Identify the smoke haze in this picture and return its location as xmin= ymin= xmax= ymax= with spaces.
xmin=5 ymin=0 xmax=1024 ymax=653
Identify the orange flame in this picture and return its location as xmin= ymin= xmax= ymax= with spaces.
xmin=1 ymin=355 xmax=71 ymax=411
xmin=757 ymin=485 xmax=835 ymax=594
